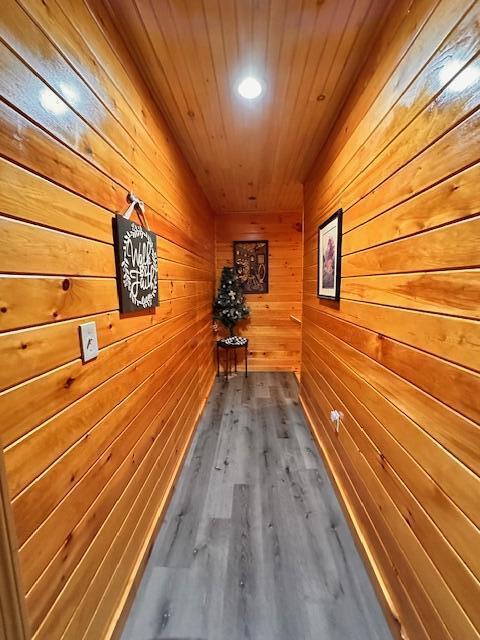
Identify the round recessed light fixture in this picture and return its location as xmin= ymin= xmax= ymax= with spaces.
xmin=39 ymin=87 xmax=68 ymax=115
xmin=238 ymin=76 xmax=262 ymax=100
xmin=439 ymin=60 xmax=479 ymax=92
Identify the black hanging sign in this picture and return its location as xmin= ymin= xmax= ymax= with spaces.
xmin=114 ymin=215 xmax=159 ymax=313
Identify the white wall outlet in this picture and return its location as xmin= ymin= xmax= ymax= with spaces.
xmin=79 ymin=321 xmax=98 ymax=363
xmin=330 ymin=409 xmax=341 ymax=433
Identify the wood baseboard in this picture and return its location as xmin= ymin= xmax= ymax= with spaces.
xmin=105 ymin=370 xmax=217 ymax=640
xmin=298 ymin=393 xmax=405 ymax=640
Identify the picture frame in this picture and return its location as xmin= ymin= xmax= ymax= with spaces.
xmin=317 ymin=208 xmax=342 ymax=301
xmin=233 ymin=240 xmax=269 ymax=294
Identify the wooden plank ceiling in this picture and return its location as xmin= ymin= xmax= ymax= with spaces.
xmin=102 ymin=0 xmax=389 ymax=213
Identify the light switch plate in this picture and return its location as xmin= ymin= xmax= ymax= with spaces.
xmin=79 ymin=321 xmax=98 ymax=363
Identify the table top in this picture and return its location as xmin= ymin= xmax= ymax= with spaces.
xmin=217 ymin=336 xmax=248 ymax=348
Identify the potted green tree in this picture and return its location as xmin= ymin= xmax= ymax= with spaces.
xmin=213 ymin=266 xmax=250 ymax=337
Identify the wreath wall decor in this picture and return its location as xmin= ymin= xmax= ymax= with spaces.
xmin=114 ymin=215 xmax=159 ymax=313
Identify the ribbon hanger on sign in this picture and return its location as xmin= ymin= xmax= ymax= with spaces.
xmin=116 ymin=191 xmax=158 ymax=313
xmin=122 ymin=191 xmax=149 ymax=230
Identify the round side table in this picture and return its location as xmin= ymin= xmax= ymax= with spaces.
xmin=216 ymin=337 xmax=249 ymax=381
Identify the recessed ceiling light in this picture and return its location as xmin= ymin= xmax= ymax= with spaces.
xmin=238 ymin=77 xmax=262 ymax=100
xmin=439 ymin=60 xmax=479 ymax=92
xmin=59 ymin=82 xmax=79 ymax=105
xmin=39 ymin=87 xmax=67 ymax=115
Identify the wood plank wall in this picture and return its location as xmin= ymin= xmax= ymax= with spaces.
xmin=300 ymin=1 xmax=480 ymax=639
xmin=0 ymin=1 xmax=216 ymax=639
xmin=0 ymin=450 xmax=29 ymax=640
xmin=215 ymin=212 xmax=302 ymax=372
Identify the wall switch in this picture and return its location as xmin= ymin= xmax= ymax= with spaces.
xmin=79 ymin=321 xmax=98 ymax=363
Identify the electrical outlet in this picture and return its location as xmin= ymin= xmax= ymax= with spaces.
xmin=79 ymin=321 xmax=98 ymax=363
xmin=330 ymin=409 xmax=341 ymax=433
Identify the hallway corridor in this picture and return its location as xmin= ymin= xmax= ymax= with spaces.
xmin=121 ymin=373 xmax=392 ymax=640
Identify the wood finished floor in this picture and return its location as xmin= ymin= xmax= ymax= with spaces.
xmin=121 ymin=373 xmax=392 ymax=640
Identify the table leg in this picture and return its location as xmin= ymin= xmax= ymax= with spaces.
xmin=245 ymin=344 xmax=248 ymax=378
xmin=234 ymin=348 xmax=237 ymax=373
xmin=225 ymin=348 xmax=229 ymax=381
xmin=216 ymin=343 xmax=220 ymax=377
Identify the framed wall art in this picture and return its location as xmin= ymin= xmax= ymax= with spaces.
xmin=317 ymin=208 xmax=342 ymax=301
xmin=233 ymin=240 xmax=269 ymax=294
xmin=114 ymin=215 xmax=159 ymax=313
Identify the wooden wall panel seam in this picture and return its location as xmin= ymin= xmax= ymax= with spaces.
xmin=1 ymin=311 xmax=211 ymax=447
xmin=103 ymin=367 xmax=215 ymax=640
xmin=11 ymin=336 xmax=209 ymax=544
xmin=29 ymin=354 xmax=213 ymax=639
xmin=300 ymin=371 xmax=469 ymax=640
xmin=302 ymin=380 xmax=451 ymax=639
xmin=0 ymin=287 xmax=210 ymax=332
xmin=338 ymin=290 xmax=480 ymax=321
xmin=302 ymin=294 xmax=480 ymax=374
xmin=303 ymin=319 xmax=480 ymax=486
xmin=301 ymin=1 xmax=480 ymax=633
xmin=79 ymin=368 xmax=216 ymax=640
xmin=340 ymin=162 xmax=480 ymax=254
xmin=302 ymin=325 xmax=480 ymax=531
xmin=6 ymin=0 xmax=213 ymax=227
xmin=302 ymin=300 xmax=480 ymax=425
xmin=302 ymin=343 xmax=480 ymax=606
xmin=299 ymin=392 xmax=413 ymax=640
xmin=4 ymin=322 xmax=211 ymax=500
xmin=319 ymin=45 xmax=480 ymax=228
xmin=25 ymin=333 xmax=213 ymax=635
xmin=0 ymin=296 xmax=210 ymax=391
xmin=302 ymin=160 xmax=480 ymax=251
xmin=305 ymin=0 xmax=476 ymax=218
xmin=0 ymin=306 xmax=206 ymax=397
xmin=0 ymin=98 xmax=211 ymax=260
xmin=1 ymin=2 xmax=216 ymax=636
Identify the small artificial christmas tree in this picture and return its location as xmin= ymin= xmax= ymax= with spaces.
xmin=213 ymin=266 xmax=250 ymax=337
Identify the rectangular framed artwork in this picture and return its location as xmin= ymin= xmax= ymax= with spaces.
xmin=317 ymin=208 xmax=342 ymax=301
xmin=233 ymin=240 xmax=269 ymax=294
